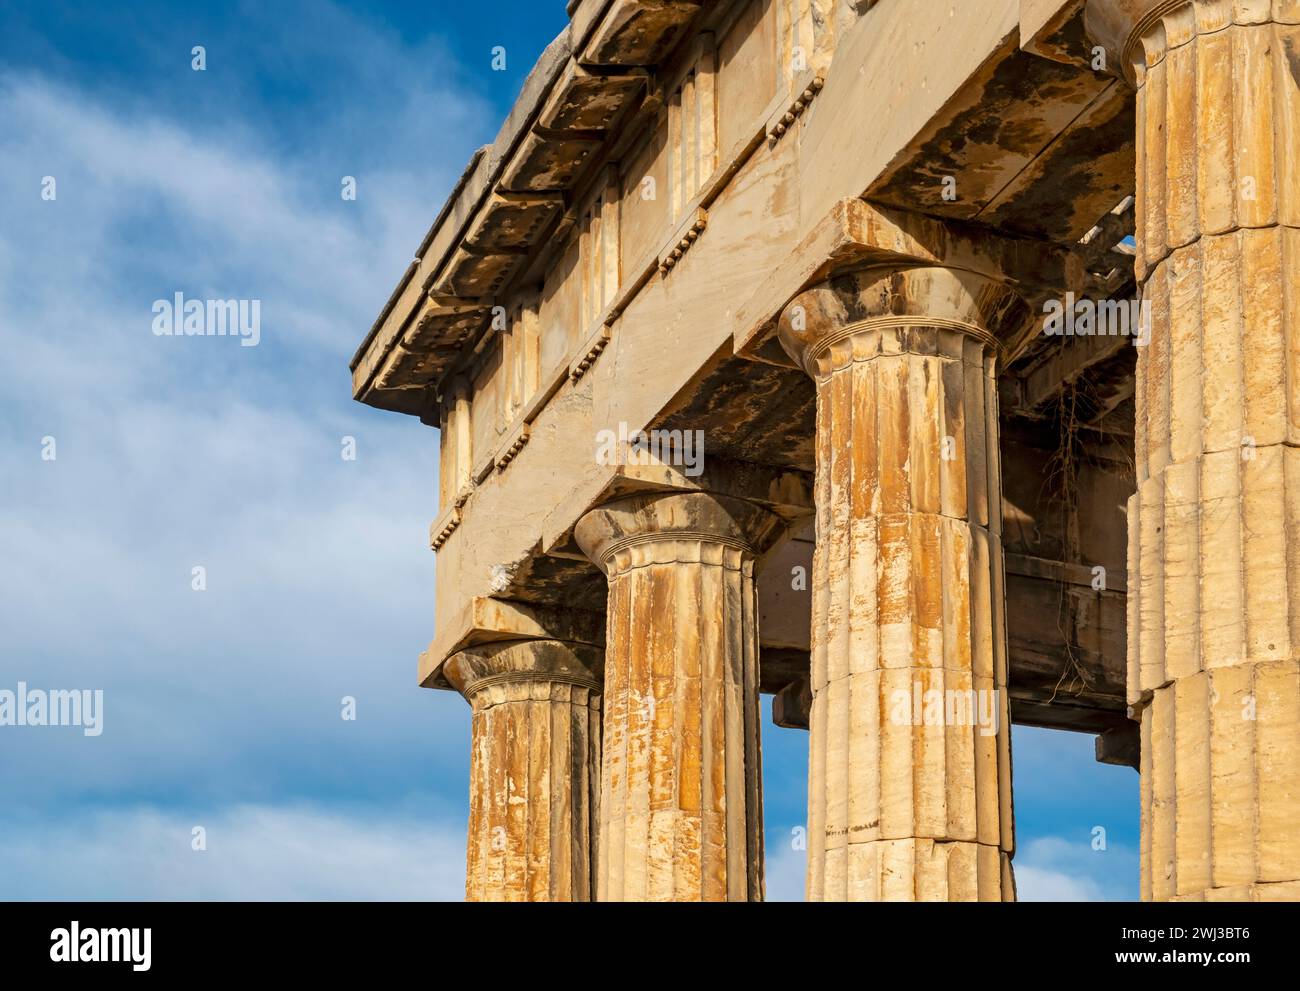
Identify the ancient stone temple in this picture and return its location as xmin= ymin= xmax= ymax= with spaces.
xmin=351 ymin=0 xmax=1300 ymax=901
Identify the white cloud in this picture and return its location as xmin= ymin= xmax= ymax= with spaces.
xmin=765 ymin=843 xmax=806 ymax=901
xmin=0 ymin=69 xmax=456 ymax=388
xmin=1016 ymin=864 xmax=1106 ymax=901
xmin=1015 ymin=835 xmax=1138 ymax=901
xmin=0 ymin=26 xmax=491 ymax=821
xmin=0 ymin=803 xmax=465 ymax=900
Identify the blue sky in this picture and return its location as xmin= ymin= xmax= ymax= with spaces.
xmin=0 ymin=0 xmax=1137 ymax=900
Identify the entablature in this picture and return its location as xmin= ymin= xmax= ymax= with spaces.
xmin=351 ymin=0 xmax=860 ymax=419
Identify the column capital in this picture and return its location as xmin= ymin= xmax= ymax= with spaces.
xmin=776 ymin=264 xmax=1029 ymax=379
xmin=1084 ymin=0 xmax=1292 ymax=85
xmin=574 ymin=490 xmax=782 ymax=575
xmin=444 ymin=638 xmax=603 ymax=701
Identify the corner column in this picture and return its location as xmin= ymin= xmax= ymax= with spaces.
xmin=575 ymin=491 xmax=778 ymax=901
xmin=1087 ymin=0 xmax=1300 ymax=901
xmin=778 ymin=265 xmax=1026 ymax=901
xmin=444 ymin=638 xmax=603 ymax=901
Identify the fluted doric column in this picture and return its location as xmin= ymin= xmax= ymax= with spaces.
xmin=1087 ymin=0 xmax=1300 ymax=901
xmin=444 ymin=638 xmax=603 ymax=901
xmin=575 ymin=491 xmax=780 ymax=901
xmin=778 ymin=265 xmax=1026 ymax=901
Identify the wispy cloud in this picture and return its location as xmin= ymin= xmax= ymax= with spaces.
xmin=1016 ymin=835 xmax=1138 ymax=901
xmin=0 ymin=4 xmax=494 ymax=887
xmin=0 ymin=802 xmax=466 ymax=900
xmin=765 ymin=844 xmax=806 ymax=902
